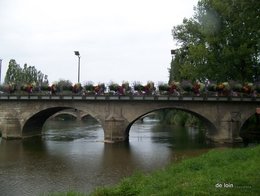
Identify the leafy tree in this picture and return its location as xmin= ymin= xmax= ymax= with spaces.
xmin=4 ymin=59 xmax=48 ymax=86
xmin=169 ymin=0 xmax=260 ymax=82
xmin=4 ymin=59 xmax=22 ymax=84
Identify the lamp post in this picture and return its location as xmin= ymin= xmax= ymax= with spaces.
xmin=74 ymin=51 xmax=81 ymax=83
xmin=0 ymin=59 xmax=2 ymax=84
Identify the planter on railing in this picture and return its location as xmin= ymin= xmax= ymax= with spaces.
xmin=0 ymin=80 xmax=259 ymax=97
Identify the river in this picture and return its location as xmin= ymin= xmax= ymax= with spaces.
xmin=0 ymin=117 xmax=214 ymax=196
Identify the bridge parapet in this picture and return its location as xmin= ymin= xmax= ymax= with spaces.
xmin=0 ymin=95 xmax=259 ymax=102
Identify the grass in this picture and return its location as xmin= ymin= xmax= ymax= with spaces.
xmin=90 ymin=145 xmax=260 ymax=196
xmin=46 ymin=145 xmax=260 ymax=196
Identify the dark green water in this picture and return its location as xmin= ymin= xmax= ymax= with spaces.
xmin=0 ymin=118 xmax=213 ymax=196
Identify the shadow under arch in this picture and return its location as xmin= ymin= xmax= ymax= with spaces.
xmin=22 ymin=107 xmax=72 ymax=137
xmin=22 ymin=107 xmax=104 ymax=138
xmin=125 ymin=107 xmax=217 ymax=139
xmin=239 ymin=112 xmax=260 ymax=144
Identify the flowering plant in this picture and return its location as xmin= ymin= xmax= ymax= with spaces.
xmin=122 ymin=81 xmax=131 ymax=95
xmin=242 ymin=83 xmax=253 ymax=94
xmin=144 ymin=81 xmax=155 ymax=95
xmin=73 ymin=83 xmax=82 ymax=94
xmin=50 ymin=84 xmax=57 ymax=94
xmin=216 ymin=82 xmax=229 ymax=91
xmin=168 ymin=81 xmax=180 ymax=94
xmin=21 ymin=83 xmax=35 ymax=93
xmin=192 ymin=82 xmax=200 ymax=95
xmin=3 ymin=83 xmax=16 ymax=93
xmin=94 ymin=83 xmax=105 ymax=95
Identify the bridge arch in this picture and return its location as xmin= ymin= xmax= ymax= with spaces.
xmin=22 ymin=106 xmax=103 ymax=137
xmin=240 ymin=111 xmax=258 ymax=131
xmin=125 ymin=107 xmax=217 ymax=140
xmin=239 ymin=111 xmax=260 ymax=139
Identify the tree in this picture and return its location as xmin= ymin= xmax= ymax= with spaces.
xmin=169 ymin=0 xmax=260 ymax=82
xmin=4 ymin=59 xmax=22 ymax=84
xmin=4 ymin=59 xmax=48 ymax=86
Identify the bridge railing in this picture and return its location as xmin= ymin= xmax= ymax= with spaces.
xmin=0 ymin=94 xmax=259 ymax=102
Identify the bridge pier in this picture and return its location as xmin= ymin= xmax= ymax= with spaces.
xmin=102 ymin=115 xmax=129 ymax=143
xmin=210 ymin=123 xmax=242 ymax=143
xmin=1 ymin=114 xmax=22 ymax=139
xmin=207 ymin=112 xmax=243 ymax=144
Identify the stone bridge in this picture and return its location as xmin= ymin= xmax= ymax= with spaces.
xmin=0 ymin=95 xmax=259 ymax=144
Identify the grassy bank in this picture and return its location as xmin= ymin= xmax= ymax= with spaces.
xmin=91 ymin=145 xmax=260 ymax=196
xmin=48 ymin=145 xmax=260 ymax=196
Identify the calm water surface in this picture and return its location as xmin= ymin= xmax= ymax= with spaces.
xmin=0 ymin=118 xmax=213 ymax=196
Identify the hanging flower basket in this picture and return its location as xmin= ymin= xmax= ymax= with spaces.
xmin=122 ymin=81 xmax=131 ymax=95
xmin=144 ymin=81 xmax=155 ymax=95
xmin=3 ymin=83 xmax=16 ymax=94
xmin=21 ymin=84 xmax=34 ymax=93
xmin=72 ymin=83 xmax=82 ymax=94
xmin=192 ymin=82 xmax=201 ymax=95
xmin=168 ymin=81 xmax=180 ymax=95
xmin=94 ymin=83 xmax=105 ymax=95
xmin=242 ymin=83 xmax=253 ymax=95
xmin=50 ymin=84 xmax=57 ymax=95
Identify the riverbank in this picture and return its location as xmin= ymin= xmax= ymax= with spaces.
xmin=48 ymin=145 xmax=260 ymax=196
xmin=90 ymin=145 xmax=260 ymax=195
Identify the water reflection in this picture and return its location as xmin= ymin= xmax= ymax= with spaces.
xmin=0 ymin=118 xmax=213 ymax=196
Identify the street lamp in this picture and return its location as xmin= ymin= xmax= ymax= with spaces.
xmin=0 ymin=59 xmax=2 ymax=84
xmin=74 ymin=51 xmax=81 ymax=83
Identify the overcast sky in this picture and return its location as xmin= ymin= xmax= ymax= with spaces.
xmin=0 ymin=0 xmax=198 ymax=84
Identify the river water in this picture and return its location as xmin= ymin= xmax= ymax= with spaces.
xmin=0 ymin=117 xmax=213 ymax=196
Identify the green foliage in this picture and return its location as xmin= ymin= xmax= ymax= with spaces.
xmin=4 ymin=59 xmax=22 ymax=84
xmin=90 ymin=145 xmax=260 ymax=196
xmin=157 ymin=109 xmax=202 ymax=127
xmin=4 ymin=59 xmax=48 ymax=86
xmin=170 ymin=0 xmax=260 ymax=82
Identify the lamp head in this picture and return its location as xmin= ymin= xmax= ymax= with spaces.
xmin=74 ymin=51 xmax=80 ymax=56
